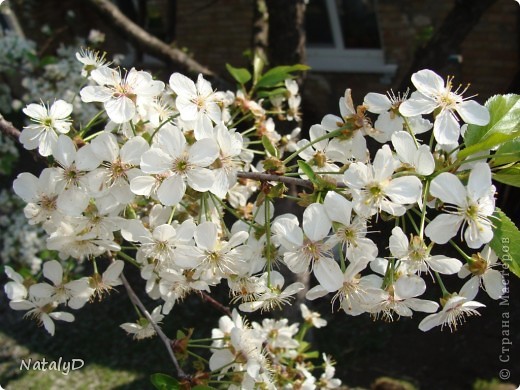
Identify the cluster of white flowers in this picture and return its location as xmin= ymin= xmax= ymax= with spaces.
xmin=207 ymin=306 xmax=341 ymax=389
xmin=3 ymin=47 xmax=516 ymax=387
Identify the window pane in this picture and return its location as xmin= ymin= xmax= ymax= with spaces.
xmin=305 ymin=0 xmax=335 ymax=47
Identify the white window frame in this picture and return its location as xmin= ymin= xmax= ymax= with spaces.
xmin=306 ymin=0 xmax=397 ymax=75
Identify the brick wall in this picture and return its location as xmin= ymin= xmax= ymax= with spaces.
xmin=176 ymin=0 xmax=254 ymax=76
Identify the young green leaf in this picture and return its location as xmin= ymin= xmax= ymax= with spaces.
xmin=262 ymin=134 xmax=279 ymax=157
xmin=464 ymin=94 xmax=520 ymax=147
xmin=489 ymin=208 xmax=520 ymax=277
xmin=493 ymin=166 xmax=520 ymax=188
xmin=226 ymin=63 xmax=252 ymax=85
xmin=298 ymin=160 xmax=317 ymax=183
xmin=150 ymin=373 xmax=180 ymax=390
xmin=256 ymin=64 xmax=310 ymax=89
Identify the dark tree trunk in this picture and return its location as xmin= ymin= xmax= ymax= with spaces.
xmin=265 ymin=0 xmax=307 ymax=67
xmin=398 ymin=0 xmax=498 ymax=91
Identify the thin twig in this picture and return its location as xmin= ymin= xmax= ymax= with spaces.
xmin=200 ymin=292 xmax=232 ymax=317
xmin=120 ymin=274 xmax=187 ymax=379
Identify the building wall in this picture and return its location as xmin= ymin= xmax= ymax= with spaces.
xmin=173 ymin=0 xmax=517 ymax=121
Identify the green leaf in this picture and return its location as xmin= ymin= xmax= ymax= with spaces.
xmin=256 ymin=87 xmax=287 ymax=99
xmin=150 ymin=373 xmax=180 ymax=390
xmin=298 ymin=160 xmax=317 ymax=183
xmin=256 ymin=64 xmax=310 ymax=89
xmin=492 ymin=139 xmax=520 ymax=166
xmin=192 ymin=386 xmax=217 ymax=390
xmin=303 ymin=350 xmax=320 ymax=359
xmin=493 ymin=166 xmax=520 ymax=187
xmin=226 ymin=63 xmax=251 ymax=85
xmin=262 ymin=135 xmax=278 ymax=157
xmin=489 ymin=208 xmax=520 ymax=277
xmin=464 ymin=94 xmax=520 ymax=147
xmin=457 ymin=130 xmax=520 ymax=160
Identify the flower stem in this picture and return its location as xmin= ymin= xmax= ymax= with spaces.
xmin=282 ymin=128 xmax=344 ymax=165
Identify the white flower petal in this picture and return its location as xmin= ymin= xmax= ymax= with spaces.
xmin=433 ymin=110 xmax=460 ymax=145
xmin=399 ymin=92 xmax=438 ymax=116
xmin=189 ymin=138 xmax=219 ymax=167
xmin=429 ymin=172 xmax=466 ymax=206
xmin=364 ymin=92 xmax=391 ymax=113
xmin=303 ymin=203 xmax=331 ymax=241
xmin=314 ymin=257 xmax=343 ymax=292
xmin=411 ymin=69 xmax=445 ymax=96
xmin=394 ymin=275 xmax=425 ymax=299
xmin=130 ymin=175 xmax=157 ymax=196
xmin=43 ymin=260 xmax=63 ymax=285
xmin=482 ymin=269 xmax=505 ymax=300
xmin=389 ymin=227 xmax=409 ymax=258
xmin=323 ymin=191 xmax=352 ymax=226
xmin=427 ymin=255 xmax=463 ymax=275
xmin=467 ymin=163 xmax=492 ymax=200
xmin=195 ymin=222 xmax=218 ymax=251
xmin=457 ymin=100 xmax=490 ymax=126
xmin=105 ymin=96 xmax=135 ymax=124
xmin=425 ymin=214 xmax=463 ymax=244
xmin=140 ymin=148 xmax=172 ymax=174
xmin=386 ymin=176 xmax=422 ymax=204
xmin=157 ymin=175 xmax=186 ymax=206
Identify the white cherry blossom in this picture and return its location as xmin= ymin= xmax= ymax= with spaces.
xmin=120 ymin=305 xmax=164 ymax=340
xmin=419 ymin=282 xmax=485 ymax=332
xmin=391 ymin=131 xmax=435 ymax=176
xmin=20 ymin=100 xmax=73 ymax=156
xmin=138 ymin=126 xmax=219 ymax=206
xmin=169 ymin=73 xmax=222 ymax=139
xmin=323 ymin=191 xmax=378 ymax=263
xmin=80 ymin=67 xmax=165 ymax=124
xmin=364 ymin=91 xmax=431 ymax=143
xmin=389 ymin=226 xmax=462 ymax=275
xmin=399 ymin=69 xmax=490 ymax=144
xmin=10 ymin=296 xmax=75 ymax=336
xmin=29 ymin=260 xmax=94 ymax=309
xmin=343 ymin=144 xmax=423 ymax=217
xmin=458 ymin=245 xmax=504 ymax=300
xmin=425 ymin=162 xmax=495 ymax=248
xmin=275 ymin=203 xmax=343 ymax=292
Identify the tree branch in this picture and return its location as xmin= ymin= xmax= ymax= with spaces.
xmin=0 ymin=113 xmax=22 ymax=140
xmin=87 ymin=0 xmax=215 ymax=78
xmin=237 ymin=171 xmax=346 ymax=189
xmin=237 ymin=171 xmax=314 ymax=189
xmin=120 ymin=273 xmax=187 ymax=379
